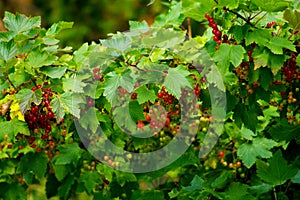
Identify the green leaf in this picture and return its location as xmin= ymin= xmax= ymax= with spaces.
xmin=292 ymin=170 xmax=300 ymax=183
xmin=58 ymin=175 xmax=75 ymax=200
xmin=16 ymin=89 xmax=42 ymax=114
xmin=54 ymin=143 xmax=84 ymax=166
xmin=224 ymin=183 xmax=255 ymax=200
xmin=211 ymin=171 xmax=233 ymax=189
xmin=60 ymin=92 xmax=84 ymax=118
xmin=259 ymin=68 xmax=273 ymax=90
xmin=163 ymin=66 xmax=191 ymax=99
xmin=129 ymin=20 xmax=149 ymax=34
xmin=131 ymin=190 xmax=164 ymax=200
xmin=100 ymin=35 xmax=131 ymax=51
xmin=63 ymin=78 xmax=87 ymax=93
xmin=3 ymin=11 xmax=41 ymax=34
xmin=257 ymin=150 xmax=298 ymax=186
xmin=103 ymin=71 xmax=136 ymax=104
xmin=213 ymin=44 xmax=245 ymax=69
xmin=269 ymin=119 xmax=300 ymax=141
xmin=297 ymin=54 xmax=300 ymax=67
xmin=78 ymin=171 xmax=102 ymax=195
xmin=219 ymin=0 xmax=239 ymax=9
xmin=8 ymin=70 xmax=30 ymax=87
xmin=46 ymin=21 xmax=73 ymax=35
xmin=50 ymin=98 xmax=65 ymax=122
xmin=27 ymin=51 xmax=57 ymax=68
xmin=115 ymin=171 xmax=137 ymax=187
xmin=40 ymin=66 xmax=67 ymax=79
xmin=0 ymin=118 xmax=30 ymax=141
xmin=184 ymin=175 xmax=204 ymax=191
xmin=262 ymin=106 xmax=280 ymax=121
xmin=0 ymin=40 xmax=17 ymax=61
xmin=228 ymin=25 xmax=250 ymax=43
xmin=206 ymin=66 xmax=226 ymax=92
xmin=135 ymin=85 xmax=157 ymax=104
xmin=284 ymin=9 xmax=300 ymax=30
xmin=251 ymin=0 xmax=291 ymax=12
xmin=17 ymin=152 xmax=48 ymax=184
xmin=142 ymin=28 xmax=186 ymax=48
xmin=96 ymin=164 xmax=114 ymax=182
xmin=53 ymin=164 xmax=69 ymax=181
xmin=78 ymin=107 xmax=99 ymax=133
xmin=240 ymin=126 xmax=256 ymax=140
xmin=245 ymin=29 xmax=271 ymax=46
xmin=182 ymin=0 xmax=216 ymax=22
xmin=1 ymin=183 xmax=27 ymax=200
xmin=237 ymin=138 xmax=277 ymax=168
xmin=253 ymin=49 xmax=285 ymax=74
xmin=166 ymin=1 xmax=183 ymax=23
xmin=266 ymin=37 xmax=296 ymax=54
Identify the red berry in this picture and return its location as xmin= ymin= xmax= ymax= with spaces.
xmin=48 ymin=111 xmax=54 ymax=119
xmin=37 ymin=85 xmax=42 ymax=89
xmin=215 ymin=30 xmax=222 ymax=37
xmin=131 ymin=93 xmax=138 ymax=100
xmin=209 ymin=18 xmax=214 ymax=24
xmin=146 ymin=115 xmax=151 ymax=121
xmin=93 ymin=68 xmax=99 ymax=73
xmin=157 ymin=92 xmax=163 ymax=98
xmin=32 ymin=87 xmax=37 ymax=91
xmin=213 ymin=36 xmax=219 ymax=41
xmin=37 ymin=147 xmax=42 ymax=152
xmin=94 ymin=74 xmax=101 ymax=80
xmin=7 ymin=144 xmax=13 ymax=149
xmin=87 ymin=99 xmax=93 ymax=107
xmin=136 ymin=121 xmax=144 ymax=128
xmin=211 ymin=23 xmax=218 ymax=29
xmin=205 ymin=13 xmax=210 ymax=19
xmin=218 ymin=151 xmax=225 ymax=157
xmin=247 ymin=50 xmax=252 ymax=57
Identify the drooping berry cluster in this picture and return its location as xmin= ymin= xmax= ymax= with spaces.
xmin=267 ymin=21 xmax=276 ymax=28
xmin=93 ymin=67 xmax=101 ymax=80
xmin=205 ymin=14 xmax=222 ymax=45
xmin=281 ymin=56 xmax=299 ymax=82
xmin=25 ymin=85 xmax=56 ymax=139
xmin=157 ymin=86 xmax=174 ymax=104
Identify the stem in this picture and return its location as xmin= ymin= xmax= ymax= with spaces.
xmin=223 ymin=7 xmax=254 ymax=27
xmin=253 ymin=12 xmax=267 ymax=26
xmin=5 ymin=71 xmax=16 ymax=89
xmin=249 ymin=11 xmax=263 ymax=20
xmin=273 ymin=187 xmax=278 ymax=200
xmin=187 ymin=18 xmax=192 ymax=39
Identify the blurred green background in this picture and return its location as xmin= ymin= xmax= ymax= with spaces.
xmin=0 ymin=0 xmax=167 ymax=48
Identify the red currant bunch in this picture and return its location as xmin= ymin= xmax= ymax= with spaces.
xmin=205 ymin=14 xmax=222 ymax=46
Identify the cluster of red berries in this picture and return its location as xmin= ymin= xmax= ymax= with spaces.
xmin=193 ymin=84 xmax=201 ymax=96
xmin=93 ymin=67 xmax=101 ymax=80
xmin=281 ymin=56 xmax=299 ymax=82
xmin=157 ymin=87 xmax=174 ymax=104
xmin=267 ymin=21 xmax=276 ymax=28
xmin=25 ymin=85 xmax=56 ymax=140
xmin=205 ymin=14 xmax=222 ymax=44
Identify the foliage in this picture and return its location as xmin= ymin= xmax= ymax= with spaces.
xmin=1 ymin=0 xmax=300 ymax=199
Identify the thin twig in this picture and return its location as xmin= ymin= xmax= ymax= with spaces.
xmin=223 ymin=7 xmax=254 ymax=27
xmin=187 ymin=18 xmax=192 ymax=39
xmin=253 ymin=12 xmax=268 ymax=26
